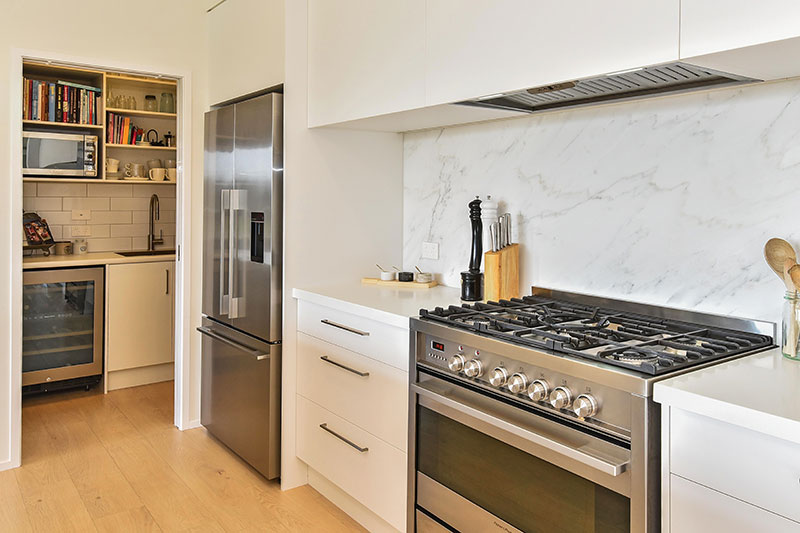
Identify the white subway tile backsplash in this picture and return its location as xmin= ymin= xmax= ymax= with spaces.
xmin=37 ymin=183 xmax=87 ymax=197
xmin=23 ymin=197 xmax=62 ymax=211
xmin=37 ymin=211 xmax=75 ymax=226
xmin=110 ymin=224 xmax=150 ymax=238
xmin=90 ymin=211 xmax=132 ymax=224
xmin=111 ymin=197 xmax=151 ymax=211
xmin=87 ymin=237 xmax=132 ymax=253
xmin=26 ymin=182 xmax=176 ymax=252
xmin=133 ymin=184 xmax=176 ymax=198
xmin=62 ymin=197 xmax=110 ymax=211
xmin=88 ymin=183 xmax=133 ymax=197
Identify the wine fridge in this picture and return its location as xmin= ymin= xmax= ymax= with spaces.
xmin=22 ymin=267 xmax=103 ymax=391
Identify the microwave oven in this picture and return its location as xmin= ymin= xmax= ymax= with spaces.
xmin=22 ymin=131 xmax=97 ymax=177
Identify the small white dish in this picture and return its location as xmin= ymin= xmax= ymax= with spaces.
xmin=380 ymin=271 xmax=395 ymax=281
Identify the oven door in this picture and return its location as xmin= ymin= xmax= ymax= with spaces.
xmin=410 ymin=373 xmax=633 ymax=533
xmin=22 ymin=131 xmax=95 ymax=176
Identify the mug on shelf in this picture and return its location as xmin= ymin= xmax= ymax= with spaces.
xmin=125 ymin=162 xmax=147 ymax=178
xmin=72 ymin=238 xmax=88 ymax=255
xmin=166 ymin=168 xmax=177 ymax=182
xmin=106 ymin=157 xmax=120 ymax=173
xmin=149 ymin=168 xmax=167 ymax=181
xmin=147 ymin=159 xmax=163 ymax=170
xmin=164 ymin=159 xmax=176 ymax=169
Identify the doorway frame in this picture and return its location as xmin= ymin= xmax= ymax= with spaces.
xmin=5 ymin=47 xmax=196 ymax=470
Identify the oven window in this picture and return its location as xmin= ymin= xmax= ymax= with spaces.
xmin=417 ymin=406 xmax=630 ymax=533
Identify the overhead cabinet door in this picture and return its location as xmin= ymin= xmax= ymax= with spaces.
xmin=425 ymin=0 xmax=680 ymax=106
xmin=307 ymin=0 xmax=426 ymax=126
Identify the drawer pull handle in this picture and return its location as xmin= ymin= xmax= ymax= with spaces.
xmin=319 ymin=423 xmax=369 ymax=453
xmin=320 ymin=356 xmax=370 ymax=377
xmin=321 ymin=319 xmax=370 ymax=337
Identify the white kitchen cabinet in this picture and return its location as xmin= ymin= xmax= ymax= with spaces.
xmin=681 ymin=1 xmax=800 ymax=58
xmin=307 ymin=0 xmax=426 ymax=127
xmin=679 ymin=1 xmax=800 ymax=81
xmin=670 ymin=474 xmax=800 ymax=533
xmin=106 ymin=260 xmax=175 ymax=391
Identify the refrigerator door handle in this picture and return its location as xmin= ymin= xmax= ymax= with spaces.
xmin=197 ymin=326 xmax=269 ymax=360
xmin=219 ymin=189 xmax=230 ymax=316
xmin=228 ymin=189 xmax=246 ymax=319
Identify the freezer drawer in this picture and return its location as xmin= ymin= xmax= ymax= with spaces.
xmin=199 ymin=318 xmax=280 ymax=479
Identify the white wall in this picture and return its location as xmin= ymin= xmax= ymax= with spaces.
xmin=0 ymin=0 xmax=208 ymax=469
xmin=282 ymin=0 xmax=403 ymax=488
xmin=207 ymin=0 xmax=285 ymax=105
xmin=404 ymin=79 xmax=800 ymax=327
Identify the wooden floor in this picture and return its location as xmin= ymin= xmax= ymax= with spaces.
xmin=0 ymin=381 xmax=365 ymax=532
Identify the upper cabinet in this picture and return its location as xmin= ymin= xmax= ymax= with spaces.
xmin=307 ymin=0 xmax=426 ymax=127
xmin=680 ymin=1 xmax=800 ymax=81
xmin=425 ymin=0 xmax=679 ymax=106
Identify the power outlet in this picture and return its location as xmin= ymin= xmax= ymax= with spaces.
xmin=422 ymin=242 xmax=439 ymax=260
xmin=71 ymin=226 xmax=91 ymax=237
xmin=72 ymin=209 xmax=91 ymax=221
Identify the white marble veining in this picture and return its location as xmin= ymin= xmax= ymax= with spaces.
xmin=404 ymin=79 xmax=800 ymax=325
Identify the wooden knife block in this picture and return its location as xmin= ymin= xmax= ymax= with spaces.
xmin=484 ymin=243 xmax=520 ymax=302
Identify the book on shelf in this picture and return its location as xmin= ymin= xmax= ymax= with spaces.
xmin=22 ymin=77 xmax=101 ymax=125
xmin=106 ymin=112 xmax=144 ymax=145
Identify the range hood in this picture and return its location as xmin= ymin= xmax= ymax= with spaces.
xmin=460 ymin=62 xmax=759 ymax=114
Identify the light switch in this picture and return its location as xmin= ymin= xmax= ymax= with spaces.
xmin=72 ymin=210 xmax=91 ymax=221
xmin=71 ymin=226 xmax=91 ymax=237
xmin=422 ymin=242 xmax=439 ymax=260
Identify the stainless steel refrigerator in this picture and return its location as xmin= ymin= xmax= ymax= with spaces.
xmin=200 ymin=92 xmax=282 ymax=479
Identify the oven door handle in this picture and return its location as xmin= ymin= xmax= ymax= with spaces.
xmin=412 ymin=382 xmax=628 ymax=477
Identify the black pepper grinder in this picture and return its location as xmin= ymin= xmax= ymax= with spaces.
xmin=461 ymin=196 xmax=483 ymax=301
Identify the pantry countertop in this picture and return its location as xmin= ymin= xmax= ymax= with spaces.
xmin=23 ymin=251 xmax=175 ymax=269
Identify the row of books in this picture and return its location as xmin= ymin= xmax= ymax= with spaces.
xmin=106 ymin=112 xmax=144 ymax=145
xmin=23 ymin=78 xmax=101 ymax=125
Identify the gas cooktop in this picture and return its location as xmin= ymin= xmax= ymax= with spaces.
xmin=419 ymin=294 xmax=774 ymax=376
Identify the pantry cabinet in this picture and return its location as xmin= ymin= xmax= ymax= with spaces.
xmin=307 ymin=0 xmax=426 ymax=127
xmin=424 ymin=0 xmax=680 ymax=106
xmin=106 ymin=260 xmax=175 ymax=391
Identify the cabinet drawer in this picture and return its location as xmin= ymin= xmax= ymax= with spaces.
xmin=670 ymin=474 xmax=800 ymax=533
xmin=670 ymin=408 xmax=800 ymax=522
xmin=297 ymin=332 xmax=408 ymax=451
xmin=296 ymin=395 xmax=406 ymax=531
xmin=297 ymin=300 xmax=408 ymax=370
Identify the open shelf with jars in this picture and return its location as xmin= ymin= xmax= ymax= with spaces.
xmin=22 ymin=61 xmax=178 ymax=185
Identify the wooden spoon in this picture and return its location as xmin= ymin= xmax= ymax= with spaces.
xmin=765 ymin=238 xmax=797 ymax=280
xmin=784 ymin=258 xmax=798 ymax=292
xmin=789 ymin=263 xmax=800 ymax=293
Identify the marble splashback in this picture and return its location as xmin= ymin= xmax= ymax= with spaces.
xmin=404 ymin=79 xmax=800 ymax=327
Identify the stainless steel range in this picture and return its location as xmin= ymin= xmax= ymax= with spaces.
xmin=408 ymin=287 xmax=774 ymax=533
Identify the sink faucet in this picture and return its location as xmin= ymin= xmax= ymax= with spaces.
xmin=148 ymin=194 xmax=164 ymax=251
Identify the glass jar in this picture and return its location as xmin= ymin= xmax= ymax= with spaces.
xmin=159 ymin=92 xmax=175 ymax=114
xmin=144 ymin=95 xmax=158 ymax=112
xmin=782 ymin=291 xmax=800 ymax=359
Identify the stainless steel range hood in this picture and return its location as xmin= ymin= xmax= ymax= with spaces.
xmin=459 ymin=62 xmax=759 ymax=114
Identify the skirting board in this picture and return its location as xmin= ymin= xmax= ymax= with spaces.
xmin=0 ymin=458 xmax=20 ymax=472
xmin=308 ymin=467 xmax=402 ymax=533
xmin=107 ymin=362 xmax=174 ymax=391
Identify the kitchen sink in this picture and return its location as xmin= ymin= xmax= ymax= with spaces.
xmin=115 ymin=249 xmax=176 ymax=257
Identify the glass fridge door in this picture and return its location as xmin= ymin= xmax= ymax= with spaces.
xmin=22 ymin=267 xmax=103 ymax=386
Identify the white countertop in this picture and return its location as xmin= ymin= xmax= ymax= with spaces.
xmin=23 ymin=251 xmax=175 ymax=269
xmin=654 ymin=348 xmax=800 ymax=445
xmin=293 ymin=282 xmax=462 ymax=329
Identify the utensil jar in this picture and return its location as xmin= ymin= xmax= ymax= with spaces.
xmin=782 ymin=291 xmax=800 ymax=359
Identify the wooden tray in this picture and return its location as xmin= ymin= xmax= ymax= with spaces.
xmin=361 ymin=277 xmax=438 ymax=289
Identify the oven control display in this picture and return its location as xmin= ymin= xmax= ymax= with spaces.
xmin=431 ymin=341 xmax=445 ymax=352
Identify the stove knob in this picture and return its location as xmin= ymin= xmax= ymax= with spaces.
xmin=488 ymin=367 xmax=509 ymax=387
xmin=463 ymin=359 xmax=484 ymax=378
xmin=507 ymin=373 xmax=528 ymax=394
xmin=549 ymin=387 xmax=572 ymax=410
xmin=573 ymin=394 xmax=599 ymax=419
xmin=448 ymin=354 xmax=466 ymax=372
xmin=527 ymin=380 xmax=550 ymax=402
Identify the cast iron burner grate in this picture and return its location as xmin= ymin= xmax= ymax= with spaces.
xmin=419 ymin=296 xmax=773 ymax=376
